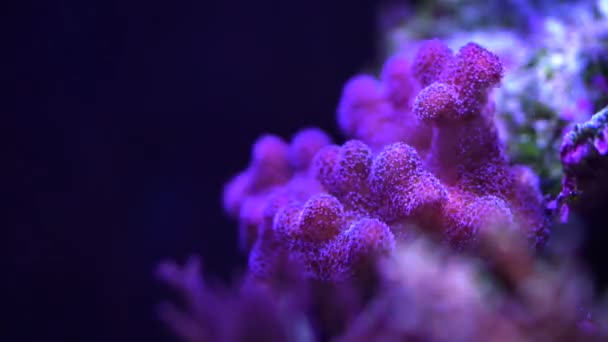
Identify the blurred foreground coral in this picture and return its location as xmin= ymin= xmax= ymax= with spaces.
xmin=157 ymin=232 xmax=606 ymax=341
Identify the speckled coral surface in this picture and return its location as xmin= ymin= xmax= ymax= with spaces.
xmin=224 ymin=40 xmax=550 ymax=281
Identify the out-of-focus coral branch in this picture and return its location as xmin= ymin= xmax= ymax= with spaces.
xmin=157 ymin=256 xmax=316 ymax=342
xmin=158 ymin=233 xmax=606 ymax=341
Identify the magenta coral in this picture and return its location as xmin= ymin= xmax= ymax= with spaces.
xmin=155 ymin=39 xmax=608 ymax=342
xmin=411 ymin=38 xmax=454 ymax=87
xmin=223 ymin=39 xmax=550 ymax=282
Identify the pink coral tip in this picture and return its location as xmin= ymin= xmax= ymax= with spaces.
xmin=446 ymin=42 xmax=503 ymax=93
xmin=381 ymin=53 xmax=416 ymax=108
xmin=296 ymin=193 xmax=344 ymax=243
xmin=222 ymin=171 xmax=251 ymax=216
xmin=345 ymin=218 xmax=395 ymax=261
xmin=337 ymin=75 xmax=385 ymax=136
xmin=252 ymin=134 xmax=289 ymax=164
xmin=334 ymin=140 xmax=373 ymax=194
xmin=272 ymin=203 xmax=303 ymax=244
xmin=413 ymin=82 xmax=461 ymax=124
xmin=250 ymin=134 xmax=290 ymax=190
xmin=310 ymin=144 xmax=340 ymax=192
xmin=412 ymin=38 xmax=453 ymax=87
xmin=370 ymin=142 xmax=424 ymax=195
xmin=288 ymin=128 xmax=332 ymax=171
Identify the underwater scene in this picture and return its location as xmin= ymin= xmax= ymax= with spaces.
xmin=12 ymin=0 xmax=608 ymax=341
xmin=156 ymin=1 xmax=608 ymax=341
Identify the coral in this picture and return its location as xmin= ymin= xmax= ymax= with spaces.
xmin=156 ymin=5 xmax=608 ymax=341
xmin=158 ymin=235 xmax=606 ymax=341
xmin=222 ymin=40 xmax=549 ymax=282
xmin=381 ymin=0 xmax=608 ymax=194
xmin=336 ymin=54 xmax=432 ymax=150
xmin=223 ymin=128 xmax=330 ymax=252
xmin=156 ymin=256 xmax=315 ymax=342
xmin=555 ymin=105 xmax=608 ymax=221
xmin=335 ymin=233 xmax=602 ymax=342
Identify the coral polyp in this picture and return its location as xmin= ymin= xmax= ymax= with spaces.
xmin=223 ymin=40 xmax=549 ymax=282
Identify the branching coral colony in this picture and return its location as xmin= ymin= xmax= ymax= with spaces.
xmin=158 ymin=40 xmax=607 ymax=341
xmin=223 ymin=40 xmax=549 ymax=282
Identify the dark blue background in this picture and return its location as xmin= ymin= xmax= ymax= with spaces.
xmin=8 ymin=0 xmax=378 ymax=340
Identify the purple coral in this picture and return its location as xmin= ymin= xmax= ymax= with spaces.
xmin=337 ymin=51 xmax=432 ymax=150
xmin=222 ymin=40 xmax=549 ymax=282
xmin=155 ymin=38 xmax=608 ymax=342
xmin=555 ymin=106 xmax=608 ymax=221
xmin=158 ymin=235 xmax=604 ymax=341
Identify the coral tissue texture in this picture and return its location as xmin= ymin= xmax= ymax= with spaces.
xmin=223 ymin=39 xmax=550 ymax=282
xmin=556 ymin=105 xmax=608 ymax=221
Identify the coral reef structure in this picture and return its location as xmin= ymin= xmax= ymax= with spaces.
xmin=223 ymin=40 xmax=549 ymax=282
xmin=158 ymin=37 xmax=608 ymax=342
xmin=157 ymin=4 xmax=608 ymax=340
